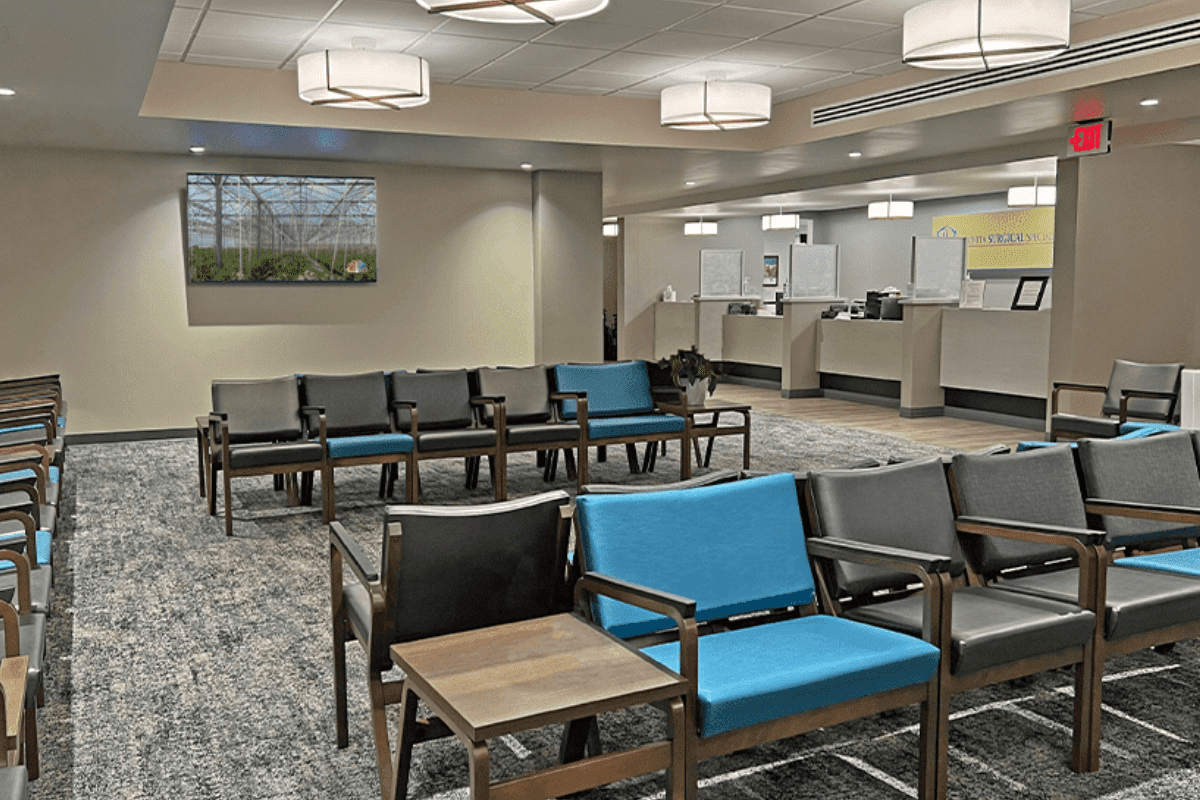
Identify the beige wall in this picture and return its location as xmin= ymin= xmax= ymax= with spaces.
xmin=0 ymin=147 xmax=600 ymax=434
xmin=1049 ymin=144 xmax=1200 ymax=418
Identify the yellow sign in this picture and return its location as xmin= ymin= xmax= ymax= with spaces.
xmin=932 ymin=208 xmax=1054 ymax=272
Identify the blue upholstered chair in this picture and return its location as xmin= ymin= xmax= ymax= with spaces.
xmin=300 ymin=372 xmax=416 ymax=521
xmin=807 ymin=458 xmax=1100 ymax=781
xmin=554 ymin=362 xmax=691 ymax=487
xmin=950 ymin=444 xmax=1200 ymax=771
xmin=573 ymin=473 xmax=945 ymax=800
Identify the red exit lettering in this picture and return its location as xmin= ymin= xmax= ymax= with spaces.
xmin=1068 ymin=120 xmax=1111 ymax=156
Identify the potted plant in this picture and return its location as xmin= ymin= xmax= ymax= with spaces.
xmin=659 ymin=346 xmax=720 ymax=407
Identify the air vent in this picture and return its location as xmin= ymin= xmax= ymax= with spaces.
xmin=812 ymin=17 xmax=1200 ymax=126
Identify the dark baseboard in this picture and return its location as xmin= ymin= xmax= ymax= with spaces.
xmin=899 ymin=406 xmax=944 ymax=418
xmin=722 ymin=375 xmax=782 ymax=390
xmin=820 ymin=373 xmax=901 ymax=403
xmin=942 ymin=406 xmax=1046 ymax=432
xmin=65 ymin=427 xmax=194 ymax=445
xmin=717 ymin=362 xmax=782 ymax=391
xmin=821 ymin=389 xmax=900 ymax=409
xmin=781 ymin=388 xmax=822 ymax=399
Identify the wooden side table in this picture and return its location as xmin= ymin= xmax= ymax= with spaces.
xmin=659 ymin=399 xmax=752 ymax=470
xmin=387 ymin=614 xmax=688 ymax=800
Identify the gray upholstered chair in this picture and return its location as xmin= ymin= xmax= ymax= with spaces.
xmin=385 ymin=370 xmax=504 ymax=501
xmin=475 ymin=365 xmax=583 ymax=491
xmin=1050 ymin=359 xmax=1182 ymax=441
xmin=0 ymin=550 xmax=45 ymax=778
xmin=300 ymin=372 xmax=415 ymax=522
xmin=806 ymin=458 xmax=1100 ymax=776
xmin=950 ymin=444 xmax=1200 ymax=770
xmin=208 ymin=377 xmax=328 ymax=536
xmin=329 ymin=491 xmax=573 ymax=799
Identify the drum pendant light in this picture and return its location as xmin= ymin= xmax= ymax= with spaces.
xmin=414 ymin=0 xmax=608 ymax=24
xmin=298 ymin=47 xmax=430 ymax=110
xmin=902 ymin=0 xmax=1071 ymax=70
xmin=661 ymin=81 xmax=772 ymax=131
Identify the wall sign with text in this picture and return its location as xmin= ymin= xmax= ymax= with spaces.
xmin=932 ymin=208 xmax=1055 ymax=274
xmin=1065 ymin=119 xmax=1112 ymax=158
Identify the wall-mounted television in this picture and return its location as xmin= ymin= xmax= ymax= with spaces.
xmin=187 ymin=174 xmax=377 ymax=283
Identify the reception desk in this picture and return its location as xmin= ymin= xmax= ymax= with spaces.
xmin=723 ymin=314 xmax=782 ymax=367
xmin=940 ymin=308 xmax=1050 ymax=399
xmin=817 ymin=319 xmax=903 ymax=381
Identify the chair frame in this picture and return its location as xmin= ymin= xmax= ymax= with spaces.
xmin=330 ymin=498 xmax=573 ymax=799
xmin=207 ymin=409 xmax=329 ymax=536
xmin=572 ymin=516 xmax=949 ymax=800
xmin=385 ymin=395 xmax=506 ymax=503
xmin=1050 ymin=382 xmax=1180 ymax=442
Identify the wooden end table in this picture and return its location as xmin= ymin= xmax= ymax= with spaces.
xmin=387 ymin=613 xmax=688 ymax=800
xmin=660 ymin=399 xmax=752 ymax=470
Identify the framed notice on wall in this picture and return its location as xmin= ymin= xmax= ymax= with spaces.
xmin=763 ymin=255 xmax=779 ymax=287
xmin=1011 ymin=276 xmax=1049 ymax=310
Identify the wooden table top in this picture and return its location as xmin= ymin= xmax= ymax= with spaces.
xmin=660 ymin=398 xmax=752 ymax=416
xmin=391 ymin=614 xmax=686 ymax=742
xmin=0 ymin=656 xmax=27 ymax=742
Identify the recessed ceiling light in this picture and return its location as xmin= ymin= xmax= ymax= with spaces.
xmin=0 ymin=88 xmax=15 ymax=97
xmin=1139 ymin=98 xmax=1160 ymax=107
xmin=685 ymin=181 xmax=697 ymax=186
xmin=520 ymin=163 xmax=533 ymax=170
xmin=189 ymin=146 xmax=206 ymax=155
xmin=848 ymin=151 xmax=863 ymax=158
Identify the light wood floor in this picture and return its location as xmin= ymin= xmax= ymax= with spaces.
xmin=711 ymin=383 xmax=1040 ymax=453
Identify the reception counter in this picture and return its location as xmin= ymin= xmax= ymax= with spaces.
xmin=940 ymin=308 xmax=1050 ymax=399
xmin=723 ymin=314 xmax=782 ymax=367
xmin=817 ymin=319 xmax=903 ymax=381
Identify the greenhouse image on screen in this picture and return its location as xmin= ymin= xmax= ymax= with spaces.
xmin=187 ymin=174 xmax=377 ymax=282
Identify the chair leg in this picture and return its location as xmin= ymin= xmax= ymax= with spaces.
xmin=563 ymin=448 xmax=577 ymax=480
xmin=661 ymin=440 xmax=667 ymax=456
xmin=323 ymin=463 xmax=337 ymax=524
xmin=641 ymin=442 xmax=655 ymax=473
xmin=666 ymin=697 xmax=687 ymax=800
xmin=23 ymin=702 xmax=36 ymax=780
xmin=597 ymin=445 xmax=607 ymax=463
xmin=916 ymin=694 xmax=940 ymax=800
xmin=208 ymin=461 xmax=219 ymax=517
xmin=577 ymin=445 xmax=589 ymax=490
xmin=223 ymin=470 xmax=235 ymax=536
xmin=369 ymin=673 xmax=394 ymax=797
xmin=407 ymin=459 xmax=420 ymax=505
xmin=196 ymin=430 xmax=207 ymax=499
xmin=389 ymin=684 xmax=420 ymax=800
xmin=559 ymin=716 xmax=597 ymax=763
xmin=332 ymin=613 xmax=350 ymax=749
xmin=274 ymin=473 xmax=284 ymax=492
xmin=490 ymin=455 xmax=504 ymax=501
xmin=537 ymin=450 xmax=547 ymax=468
xmin=625 ymin=443 xmax=640 ymax=474
xmin=378 ymin=465 xmax=389 ymax=500
xmin=301 ymin=471 xmax=314 ymax=506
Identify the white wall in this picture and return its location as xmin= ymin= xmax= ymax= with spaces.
xmin=0 ymin=146 xmax=602 ymax=434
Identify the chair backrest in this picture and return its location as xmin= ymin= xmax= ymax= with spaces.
xmin=554 ymin=362 xmax=654 ymax=419
xmin=575 ymin=473 xmax=815 ymax=639
xmin=301 ymin=372 xmax=391 ymax=438
xmin=950 ymin=446 xmax=1083 ymax=576
xmin=1077 ymin=431 xmax=1200 ymax=547
xmin=475 ymin=366 xmax=553 ymax=426
xmin=373 ymin=491 xmax=572 ymax=669
xmin=1101 ymin=360 xmax=1183 ymax=420
xmin=807 ymin=458 xmax=966 ymax=597
xmin=390 ymin=371 xmax=474 ymax=432
xmin=580 ymin=469 xmax=740 ymax=495
xmin=211 ymin=377 xmax=303 ymax=443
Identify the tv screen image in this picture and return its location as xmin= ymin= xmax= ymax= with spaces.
xmin=187 ymin=174 xmax=377 ymax=283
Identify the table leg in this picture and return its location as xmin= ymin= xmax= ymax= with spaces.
xmin=388 ymin=684 xmax=420 ymax=800
xmin=743 ymin=412 xmax=751 ymax=470
xmin=468 ymin=741 xmax=490 ymax=800
xmin=196 ymin=428 xmax=207 ymax=498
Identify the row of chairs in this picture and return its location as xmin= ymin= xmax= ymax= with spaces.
xmin=203 ymin=362 xmax=701 ymax=536
xmin=0 ymin=374 xmax=70 ymax=796
xmin=331 ymin=428 xmax=1200 ymax=800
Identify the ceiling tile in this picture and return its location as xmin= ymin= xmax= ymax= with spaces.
xmin=328 ymin=0 xmax=445 ymax=31
xmin=754 ymin=65 xmax=849 ymax=91
xmin=584 ymin=51 xmax=692 ymax=76
xmin=167 ymin=7 xmax=201 ymax=34
xmin=626 ymin=31 xmax=743 ymax=59
xmin=612 ymin=85 xmax=662 ymax=97
xmin=492 ymin=43 xmax=609 ymax=70
xmin=456 ymin=77 xmax=539 ymax=89
xmin=198 ymin=11 xmax=317 ymax=41
xmin=826 ymin=0 xmax=924 ymax=26
xmin=662 ymin=59 xmax=776 ymax=81
xmin=674 ymin=6 xmax=808 ymax=38
xmin=728 ymin=0 xmax=857 ymax=13
xmin=797 ymin=71 xmax=869 ymax=95
xmin=173 ymin=0 xmax=206 ymax=8
xmin=718 ymin=39 xmax=825 ymax=64
xmin=404 ymin=33 xmax=520 ymax=74
xmin=207 ymin=0 xmax=339 ymax=21
xmin=1076 ymin=0 xmax=1163 ymax=14
xmin=793 ymin=47 xmax=897 ymax=71
xmin=766 ymin=16 xmax=894 ymax=47
xmin=161 ymin=30 xmax=192 ymax=54
xmin=842 ymin=27 xmax=903 ymax=54
xmin=467 ymin=63 xmax=572 ymax=83
xmin=536 ymin=84 xmax=610 ymax=95
xmin=541 ymin=70 xmax=643 ymax=90
xmin=1071 ymin=11 xmax=1101 ymax=23
xmin=186 ymin=54 xmax=286 ymax=69
xmin=598 ymin=0 xmax=717 ymax=29
xmin=304 ymin=23 xmax=426 ymax=51
xmin=188 ymin=34 xmax=299 ymax=61
xmin=859 ymin=59 xmax=908 ymax=75
xmin=533 ymin=20 xmax=656 ymax=50
xmin=435 ymin=17 xmax=554 ymax=42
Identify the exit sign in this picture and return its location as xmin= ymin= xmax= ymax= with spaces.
xmin=1066 ymin=119 xmax=1112 ymax=157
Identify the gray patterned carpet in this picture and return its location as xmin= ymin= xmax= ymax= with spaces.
xmin=33 ymin=413 xmax=1200 ymax=799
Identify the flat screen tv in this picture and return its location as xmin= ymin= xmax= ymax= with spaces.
xmin=187 ymin=174 xmax=377 ymax=282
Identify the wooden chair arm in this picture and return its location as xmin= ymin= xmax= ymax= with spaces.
xmin=0 ymin=552 xmax=31 ymax=616
xmin=0 ymin=603 xmax=17 ymax=659
xmin=1084 ymin=498 xmax=1200 ymax=525
xmin=330 ymin=521 xmax=380 ymax=586
xmin=805 ymin=537 xmax=952 ymax=576
xmin=1117 ymin=389 xmax=1179 ymax=423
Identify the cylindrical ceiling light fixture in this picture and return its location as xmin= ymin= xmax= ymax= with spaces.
xmin=414 ymin=0 xmax=608 ymax=24
xmin=661 ymin=81 xmax=772 ymax=131
xmin=684 ymin=220 xmax=718 ymax=236
xmin=1007 ymin=178 xmax=1056 ymax=207
xmin=902 ymin=0 xmax=1071 ymax=70
xmin=298 ymin=49 xmax=430 ymax=109
xmin=762 ymin=210 xmax=800 ymax=231
xmin=602 ymin=221 xmax=620 ymax=237
xmin=868 ymin=195 xmax=914 ymax=220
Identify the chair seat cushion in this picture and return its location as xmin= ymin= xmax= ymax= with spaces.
xmin=506 ymin=422 xmax=581 ymax=446
xmin=328 ymin=433 xmax=414 ymax=460
xmin=996 ymin=565 xmax=1200 ymax=641
xmin=416 ymin=429 xmax=497 ymax=453
xmin=847 ymin=585 xmax=1095 ymax=676
xmin=1051 ymin=414 xmax=1121 ymax=439
xmin=0 ymin=524 xmax=50 ymax=566
xmin=587 ymin=415 xmax=685 ymax=440
xmin=1117 ymin=548 xmax=1200 ymax=579
xmin=1117 ymin=422 xmax=1180 ymax=438
xmin=0 ymin=765 xmax=28 ymax=800
xmin=227 ymin=442 xmax=323 ymax=470
xmin=342 ymin=583 xmax=388 ymax=670
xmin=0 ymin=566 xmax=51 ymax=615
xmin=0 ymin=613 xmax=46 ymax=703
xmin=643 ymin=615 xmax=940 ymax=738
